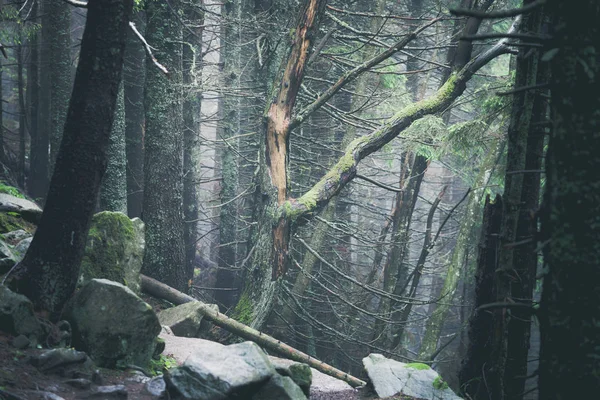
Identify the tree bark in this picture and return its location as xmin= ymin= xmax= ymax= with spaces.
xmin=183 ymin=2 xmax=204 ymax=287
xmin=539 ymin=1 xmax=600 ymax=398
xmin=100 ymin=84 xmax=127 ymax=213
xmin=123 ymin=11 xmax=146 ymax=218
xmin=142 ymin=0 xmax=186 ymax=292
xmin=10 ymin=0 xmax=133 ymax=316
xmin=45 ymin=0 xmax=73 ymax=176
xmin=459 ymin=195 xmax=503 ymax=399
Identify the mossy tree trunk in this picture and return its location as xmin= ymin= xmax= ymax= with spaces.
xmin=418 ymin=140 xmax=501 ymax=360
xmin=142 ymin=0 xmax=187 ymax=291
xmin=539 ymin=0 xmax=600 ymax=397
xmin=11 ymin=0 xmax=133 ymax=316
xmin=123 ymin=10 xmax=146 ymax=218
xmin=100 ymin=84 xmax=127 ymax=213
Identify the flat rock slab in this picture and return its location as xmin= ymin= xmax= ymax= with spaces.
xmin=363 ymin=354 xmax=462 ymax=400
xmin=159 ymin=330 xmax=354 ymax=396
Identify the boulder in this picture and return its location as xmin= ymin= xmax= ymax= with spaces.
xmin=30 ymin=348 xmax=94 ymax=377
xmin=0 ymin=193 xmax=42 ymax=224
xmin=165 ymin=341 xmax=276 ymax=400
xmin=0 ymin=238 xmax=17 ymax=273
xmin=0 ymin=285 xmax=43 ymax=342
xmin=79 ymin=212 xmax=144 ymax=294
xmin=271 ymin=358 xmax=312 ymax=397
xmin=157 ymin=301 xmax=217 ymax=338
xmin=64 ymin=279 xmax=161 ymax=368
xmin=252 ymin=374 xmax=307 ymax=400
xmin=363 ymin=354 xmax=461 ymax=400
xmin=13 ymin=237 xmax=32 ymax=261
xmin=2 ymin=229 xmax=31 ymax=245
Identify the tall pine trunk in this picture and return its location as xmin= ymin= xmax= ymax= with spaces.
xmin=123 ymin=11 xmax=146 ymax=218
xmin=142 ymin=0 xmax=187 ymax=291
xmin=539 ymin=0 xmax=600 ymax=397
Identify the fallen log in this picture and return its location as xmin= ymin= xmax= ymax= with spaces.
xmin=141 ymin=274 xmax=366 ymax=388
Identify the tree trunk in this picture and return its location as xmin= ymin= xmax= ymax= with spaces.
xmin=100 ymin=84 xmax=127 ymax=213
xmin=123 ymin=11 xmax=146 ymax=218
xmin=183 ymin=2 xmax=204 ymax=286
xmin=491 ymin=4 xmax=542 ymax=396
xmin=459 ymin=195 xmax=503 ymax=399
xmin=142 ymin=0 xmax=186 ymax=292
xmin=539 ymin=1 xmax=600 ymax=398
xmin=10 ymin=0 xmax=134 ymax=316
xmin=44 ymin=0 xmax=72 ymax=175
xmin=504 ymin=57 xmax=548 ymax=400
xmin=419 ymin=140 xmax=501 ymax=360
xmin=230 ymin=0 xmax=328 ymax=329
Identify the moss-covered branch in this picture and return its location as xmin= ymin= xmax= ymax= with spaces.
xmin=281 ymin=17 xmax=519 ymax=222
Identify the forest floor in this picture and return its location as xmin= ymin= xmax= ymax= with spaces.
xmin=0 ymin=332 xmax=420 ymax=400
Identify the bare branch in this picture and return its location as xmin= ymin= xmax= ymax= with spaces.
xmin=450 ymin=0 xmax=546 ymax=19
xmin=355 ymin=173 xmax=403 ymax=193
xmin=290 ymin=17 xmax=442 ymax=130
xmin=128 ymin=21 xmax=169 ymax=75
xmin=61 ymin=0 xmax=88 ymax=7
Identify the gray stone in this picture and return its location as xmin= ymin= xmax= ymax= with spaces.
xmin=30 ymin=348 xmax=94 ymax=376
xmin=0 ymin=285 xmax=42 ymax=340
xmin=79 ymin=212 xmax=144 ymax=294
xmin=165 ymin=341 xmax=275 ymax=400
xmin=86 ymin=385 xmax=128 ymax=399
xmin=2 ymin=229 xmax=31 ymax=245
xmin=271 ymin=358 xmax=312 ymax=397
xmin=11 ymin=334 xmax=31 ymax=349
xmin=252 ymin=374 xmax=307 ymax=400
xmin=64 ymin=279 xmax=161 ymax=368
xmin=64 ymin=378 xmax=92 ymax=389
xmin=0 ymin=238 xmax=17 ymax=273
xmin=145 ymin=376 xmax=167 ymax=398
xmin=158 ymin=301 xmax=209 ymax=338
xmin=13 ymin=237 xmax=32 ymax=261
xmin=0 ymin=193 xmax=42 ymax=224
xmin=363 ymin=354 xmax=461 ymax=400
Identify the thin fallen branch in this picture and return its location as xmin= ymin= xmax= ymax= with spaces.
xmin=128 ymin=22 xmax=169 ymax=75
xmin=140 ymin=274 xmax=366 ymax=388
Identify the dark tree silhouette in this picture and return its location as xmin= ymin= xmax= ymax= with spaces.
xmin=539 ymin=0 xmax=600 ymax=397
xmin=10 ymin=0 xmax=134 ymax=317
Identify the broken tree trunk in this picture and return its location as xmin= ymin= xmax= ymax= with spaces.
xmin=141 ymin=274 xmax=366 ymax=388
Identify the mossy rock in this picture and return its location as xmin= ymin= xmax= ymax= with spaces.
xmin=79 ymin=212 xmax=145 ymax=293
xmin=0 ymin=212 xmax=36 ymax=235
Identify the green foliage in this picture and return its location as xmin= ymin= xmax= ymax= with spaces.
xmin=0 ymin=183 xmax=25 ymax=198
xmin=148 ymin=354 xmax=178 ymax=376
xmin=231 ymin=290 xmax=254 ymax=325
xmin=433 ymin=375 xmax=449 ymax=390
xmin=405 ymin=362 xmax=430 ymax=370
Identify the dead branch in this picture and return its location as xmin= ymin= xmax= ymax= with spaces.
xmin=128 ymin=22 xmax=169 ymax=75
